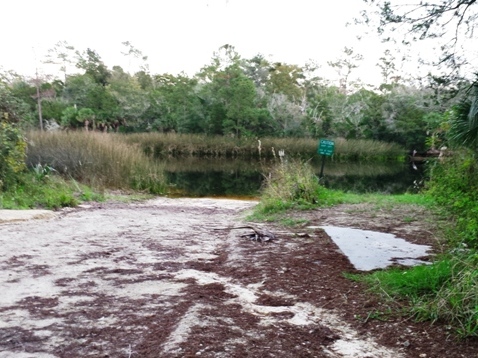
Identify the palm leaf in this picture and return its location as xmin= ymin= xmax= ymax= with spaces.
xmin=449 ymin=84 xmax=478 ymax=150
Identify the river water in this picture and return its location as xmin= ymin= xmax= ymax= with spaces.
xmin=162 ymin=157 xmax=424 ymax=198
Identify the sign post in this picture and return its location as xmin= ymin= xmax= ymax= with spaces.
xmin=317 ymin=139 xmax=335 ymax=178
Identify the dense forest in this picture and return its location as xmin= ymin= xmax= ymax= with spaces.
xmin=2 ymin=41 xmax=474 ymax=152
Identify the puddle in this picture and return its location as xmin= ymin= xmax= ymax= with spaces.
xmin=316 ymin=226 xmax=432 ymax=271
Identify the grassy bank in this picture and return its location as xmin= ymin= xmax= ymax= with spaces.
xmin=250 ymin=159 xmax=428 ymax=221
xmin=252 ymin=157 xmax=478 ymax=337
xmin=0 ymin=171 xmax=102 ymax=209
xmin=1 ymin=130 xmax=168 ymax=208
xmin=357 ymin=151 xmax=478 ymax=337
xmin=4 ymin=131 xmax=403 ymax=208
xmin=122 ymin=133 xmax=406 ymax=161
xmin=356 ymin=254 xmax=478 ymax=337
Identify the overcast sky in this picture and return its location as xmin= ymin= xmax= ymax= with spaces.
xmin=1 ymin=0 xmax=423 ymax=85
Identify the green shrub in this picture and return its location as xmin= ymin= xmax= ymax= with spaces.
xmin=0 ymin=122 xmax=27 ymax=191
xmin=448 ymin=85 xmax=478 ymax=151
xmin=255 ymin=160 xmax=344 ymax=215
xmin=426 ymin=151 xmax=478 ymax=248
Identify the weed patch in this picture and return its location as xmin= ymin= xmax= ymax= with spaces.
xmin=0 ymin=173 xmax=101 ymax=209
xmin=253 ymin=160 xmax=345 ymax=216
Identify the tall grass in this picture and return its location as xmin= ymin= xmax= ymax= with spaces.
xmin=254 ymin=160 xmax=345 ymax=216
xmin=333 ymin=138 xmax=406 ymax=161
xmin=26 ymin=131 xmax=166 ymax=193
xmin=412 ymin=255 xmax=478 ymax=337
xmin=122 ymin=133 xmax=405 ymax=161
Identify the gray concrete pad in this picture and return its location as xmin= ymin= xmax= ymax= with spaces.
xmin=318 ymin=226 xmax=432 ymax=271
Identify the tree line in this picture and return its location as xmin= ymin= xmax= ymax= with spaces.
xmin=1 ymin=42 xmax=475 ymax=151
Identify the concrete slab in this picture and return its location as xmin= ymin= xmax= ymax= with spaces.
xmin=318 ymin=226 xmax=432 ymax=271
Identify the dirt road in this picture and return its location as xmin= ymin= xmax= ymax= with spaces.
xmin=0 ymin=197 xmax=476 ymax=357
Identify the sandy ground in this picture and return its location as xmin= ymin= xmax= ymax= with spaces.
xmin=0 ymin=210 xmax=55 ymax=224
xmin=0 ymin=197 xmax=477 ymax=357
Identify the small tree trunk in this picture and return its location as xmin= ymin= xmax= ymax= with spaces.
xmin=35 ymin=77 xmax=43 ymax=131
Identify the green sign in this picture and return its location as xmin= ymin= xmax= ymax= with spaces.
xmin=318 ymin=139 xmax=335 ymax=156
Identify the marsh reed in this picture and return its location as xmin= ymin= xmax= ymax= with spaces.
xmin=26 ymin=131 xmax=166 ymax=193
xmin=122 ymin=133 xmax=405 ymax=161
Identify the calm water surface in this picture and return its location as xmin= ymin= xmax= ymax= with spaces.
xmin=162 ymin=157 xmax=424 ymax=198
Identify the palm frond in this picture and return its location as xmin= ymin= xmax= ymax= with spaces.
xmin=448 ymin=83 xmax=478 ymax=151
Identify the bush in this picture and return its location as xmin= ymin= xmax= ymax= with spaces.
xmin=0 ymin=122 xmax=27 ymax=191
xmin=0 ymin=83 xmax=29 ymax=191
xmin=255 ymin=159 xmax=344 ymax=214
xmin=426 ymin=151 xmax=478 ymax=248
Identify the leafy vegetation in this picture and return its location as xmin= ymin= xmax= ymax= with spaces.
xmin=0 ymin=84 xmax=28 ymax=191
xmin=2 ymin=42 xmax=468 ymax=152
xmin=0 ymin=122 xmax=26 ymax=191
xmin=426 ymin=152 xmax=478 ymax=248
xmin=448 ymin=83 xmax=478 ymax=151
xmin=253 ymin=160 xmax=346 ymax=218
xmin=0 ymin=172 xmax=101 ymax=209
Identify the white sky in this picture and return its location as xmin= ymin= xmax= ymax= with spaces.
xmin=0 ymin=0 xmax=444 ymax=85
